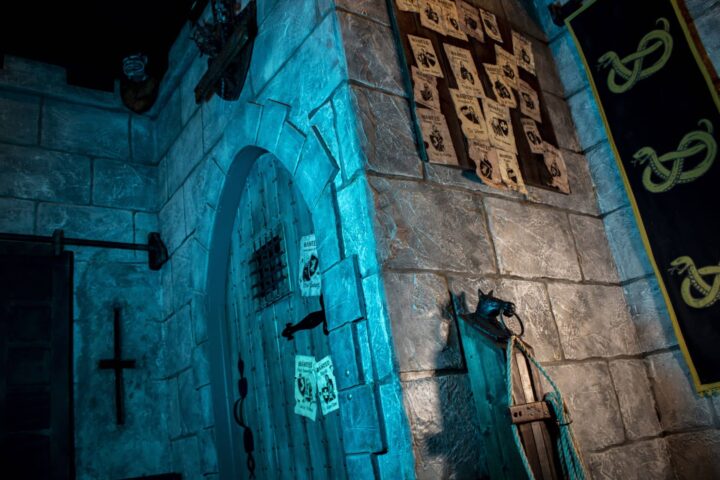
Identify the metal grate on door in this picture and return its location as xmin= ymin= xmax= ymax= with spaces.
xmin=249 ymin=224 xmax=290 ymax=310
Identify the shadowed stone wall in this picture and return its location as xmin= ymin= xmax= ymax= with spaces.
xmin=342 ymin=0 xmax=720 ymax=478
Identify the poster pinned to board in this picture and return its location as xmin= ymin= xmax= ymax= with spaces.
xmin=438 ymin=0 xmax=468 ymax=41
xmin=513 ymin=31 xmax=536 ymax=75
xmin=480 ymin=8 xmax=503 ymax=43
xmin=444 ymin=44 xmax=485 ymax=98
xmin=314 ymin=356 xmax=340 ymax=415
xmin=408 ymin=35 xmax=444 ymax=78
xmin=419 ymin=0 xmax=446 ymax=35
xmin=299 ymin=234 xmax=321 ymax=297
xmin=294 ymin=355 xmax=317 ymax=421
xmin=418 ymin=109 xmax=458 ymax=165
xmin=458 ymin=1 xmax=484 ymax=42
xmin=412 ymin=66 xmax=441 ymax=110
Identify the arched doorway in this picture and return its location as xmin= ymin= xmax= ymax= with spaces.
xmin=207 ymin=147 xmax=346 ymax=480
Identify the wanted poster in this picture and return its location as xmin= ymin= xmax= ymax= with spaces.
xmin=419 ymin=0 xmax=446 ymax=35
xmin=294 ymin=355 xmax=317 ymax=421
xmin=484 ymin=97 xmax=517 ymax=153
xmin=484 ymin=64 xmax=517 ymax=108
xmin=518 ymin=79 xmax=542 ymax=123
xmin=396 ymin=0 xmax=420 ymax=12
xmin=521 ymin=118 xmax=544 ymax=154
xmin=458 ymin=1 xmax=484 ymax=42
xmin=412 ymin=66 xmax=441 ymax=110
xmin=480 ymin=9 xmax=503 ymax=43
xmin=450 ymin=89 xmax=489 ymax=143
xmin=299 ymin=234 xmax=321 ymax=297
xmin=418 ymin=109 xmax=458 ymax=165
xmin=444 ymin=44 xmax=485 ymax=97
xmin=438 ymin=0 xmax=467 ymax=40
xmin=512 ymin=31 xmax=536 ymax=75
xmin=497 ymin=149 xmax=528 ymax=194
xmin=469 ymin=141 xmax=505 ymax=188
xmin=314 ymin=356 xmax=340 ymax=416
xmin=543 ymin=142 xmax=570 ymax=194
xmin=494 ymin=46 xmax=520 ymax=88
xmin=408 ymin=35 xmax=444 ymax=78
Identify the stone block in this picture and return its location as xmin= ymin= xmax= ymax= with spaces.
xmin=198 ymin=384 xmax=214 ymax=429
xmin=567 ymin=87 xmax=607 ymax=150
xmin=158 ymin=156 xmax=169 ymax=206
xmin=352 ymin=86 xmax=422 ymax=178
xmin=609 ymin=360 xmax=662 ymax=440
xmin=93 ymin=159 xmax=158 ymax=211
xmin=275 ymin=119 xmax=305 ymax=175
xmin=294 ymin=128 xmax=339 ymax=209
xmin=161 ymin=260 xmax=174 ymax=320
xmin=198 ymin=428 xmax=219 ymax=475
xmin=338 ymin=12 xmax=404 ymax=95
xmin=162 ymin=306 xmax=194 ymax=377
xmin=183 ymin=156 xmax=224 ymax=237
xmin=549 ymin=32 xmax=588 ymax=97
xmin=257 ymin=14 xmax=346 ymax=131
xmin=180 ymin=54 xmax=206 ymax=125
xmin=130 ymin=114 xmax=157 ymax=165
xmin=667 ymin=430 xmax=720 ymax=480
xmin=329 ymin=323 xmax=362 ymax=390
xmin=202 ymin=93 xmax=244 ymax=152
xmin=378 ymin=380 xmax=414 ymax=458
xmin=526 ymin=149 xmax=600 ymax=215
xmin=544 ymin=92 xmax=581 ymax=152
xmin=192 ymin=342 xmax=211 ymax=388
xmin=133 ymin=212 xmax=159 ymax=260
xmin=336 ymin=0 xmax=391 ymax=25
xmin=191 ymin=292 xmax=209 ymax=345
xmin=355 ymin=320 xmax=375 ymax=386
xmin=569 ymin=214 xmax=619 ymax=283
xmin=647 ymin=351 xmax=714 ymax=432
xmin=257 ymin=101 xmax=289 ymax=152
xmin=402 ymin=373 xmax=488 ymax=479
xmin=695 ymin=6 xmax=720 ymax=72
xmin=485 ymin=197 xmax=581 ymax=280
xmin=339 ymin=384 xmax=383 ymax=454
xmin=312 ymin=184 xmax=342 ymax=272
xmin=331 ymin=85 xmax=365 ymax=182
xmin=42 ymin=99 xmax=129 ymax=159
xmin=547 ymin=282 xmax=638 ymax=358
xmin=0 ymin=90 xmax=40 ymax=145
xmin=623 ymin=276 xmax=677 ymax=352
xmin=172 ymin=435 xmax=203 ymax=479
xmin=346 ymin=454 xmax=375 ymax=480
xmin=587 ymin=438 xmax=674 ymax=480
xmin=501 ymin=0 xmax=547 ymax=42
xmin=166 ymin=111 xmax=204 ymax=197
xmin=371 ymin=177 xmax=496 ymax=274
xmin=337 ymin=175 xmax=380 ymax=277
xmin=323 ymin=256 xmax=366 ymax=331
xmin=449 ymin=276 xmax=562 ymax=362
xmin=545 ymin=361 xmax=624 ymax=451
xmin=0 ymin=144 xmax=91 ymax=203
xmin=530 ymin=0 xmax=567 ymax=42
xmin=171 ymin=238 xmax=208 ymax=310
xmin=531 ymin=36 xmax=564 ymax=98
xmin=159 ymin=188 xmax=187 ymax=256
xmin=310 ymin=101 xmax=341 ymax=174
xmin=36 ymin=203 xmax=133 ymax=242
xmin=384 ymin=272 xmax=463 ymax=373
xmin=0 ymin=198 xmax=35 ymax=234
xmin=178 ymin=368 xmax=203 ymax=434
xmin=586 ymin=141 xmax=629 ymax=214
xmin=156 ymin=89 xmax=183 ymax=158
xmin=362 ymin=274 xmax=397 ymax=382
xmin=603 ymin=206 xmax=654 ymax=281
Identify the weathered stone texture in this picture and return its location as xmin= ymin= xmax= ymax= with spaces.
xmin=567 ymin=87 xmax=607 ymax=150
xmin=545 ymin=362 xmax=624 ymax=452
xmin=609 ymin=360 xmax=662 ymax=440
xmin=667 ymin=430 xmax=720 ymax=480
xmin=549 ymin=32 xmax=588 ymax=97
xmin=93 ymin=159 xmax=158 ymax=211
xmin=338 ymin=12 xmax=404 ymax=95
xmin=695 ymin=6 xmax=720 ymax=71
xmin=0 ymin=90 xmax=40 ymax=145
xmin=0 ymin=144 xmax=91 ymax=203
xmin=485 ymin=198 xmax=581 ymax=280
xmin=544 ymin=92 xmax=581 ymax=152
xmin=384 ymin=272 xmax=463 ymax=373
xmin=0 ymin=198 xmax=35 ymax=234
xmin=604 ymin=206 xmax=654 ymax=281
xmin=339 ymin=384 xmax=383 ymax=454
xmin=159 ymin=188 xmax=187 ymax=256
xmin=166 ymin=111 xmax=204 ymax=197
xmin=336 ymin=0 xmax=391 ymax=24
xmin=647 ymin=351 xmax=714 ymax=432
xmin=448 ymin=276 xmax=563 ymax=362
xmin=371 ymin=177 xmax=496 ymax=274
xmin=323 ymin=256 xmax=366 ymax=331
xmin=501 ymin=0 xmax=547 ymax=41
xmin=353 ymin=86 xmax=422 ymax=178
xmin=42 ymin=100 xmax=129 ymax=159
xmin=36 ymin=203 xmax=133 ymax=243
xmin=402 ymin=374 xmax=488 ymax=480
xmin=130 ymin=114 xmax=157 ymax=165
xmin=587 ymin=438 xmax=674 ymax=480
xmin=586 ymin=141 xmax=628 ymax=214
xmin=547 ymin=283 xmax=639 ymax=359
xmin=623 ymin=276 xmax=677 ymax=352
xmin=526 ymin=150 xmax=599 ymax=215
xmin=569 ymin=214 xmax=619 ymax=283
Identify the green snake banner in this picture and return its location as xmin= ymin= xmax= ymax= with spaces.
xmin=567 ymin=0 xmax=720 ymax=394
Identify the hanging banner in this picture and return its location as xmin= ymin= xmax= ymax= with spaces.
xmin=299 ymin=234 xmax=321 ymax=297
xmin=567 ymin=0 xmax=720 ymax=393
xmin=314 ymin=356 xmax=340 ymax=415
xmin=294 ymin=355 xmax=317 ymax=420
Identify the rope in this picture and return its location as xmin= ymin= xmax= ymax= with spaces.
xmin=506 ymin=336 xmax=587 ymax=480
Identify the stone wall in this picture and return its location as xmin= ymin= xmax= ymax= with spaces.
xmin=344 ymin=0 xmax=720 ymax=478
xmin=0 ymin=57 xmax=169 ymax=478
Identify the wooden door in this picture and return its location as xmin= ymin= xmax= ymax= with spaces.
xmin=0 ymin=244 xmax=74 ymax=480
xmin=225 ymin=154 xmax=346 ymax=480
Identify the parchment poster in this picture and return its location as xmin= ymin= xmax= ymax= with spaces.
xmin=479 ymin=8 xmax=502 ymax=43
xmin=438 ymin=0 xmax=467 ymax=40
xmin=419 ymin=0 xmax=446 ymax=35
xmin=418 ymin=109 xmax=458 ymax=165
xmin=513 ymin=31 xmax=536 ymax=75
xmin=518 ymin=79 xmax=542 ymax=123
xmin=494 ymin=45 xmax=520 ymax=88
xmin=299 ymin=234 xmax=321 ymax=297
xmin=450 ymin=89 xmax=489 ymax=143
xmin=484 ymin=64 xmax=517 ymax=108
xmin=396 ymin=0 xmax=419 ymax=12
xmin=484 ymin=97 xmax=517 ymax=153
xmin=294 ymin=355 xmax=317 ymax=420
xmin=412 ymin=66 xmax=441 ymax=110
xmin=521 ymin=118 xmax=544 ymax=154
xmin=458 ymin=1 xmax=484 ymax=42
xmin=408 ymin=35 xmax=444 ymax=77
xmin=444 ymin=44 xmax=485 ymax=97
xmin=542 ymin=142 xmax=570 ymax=194
xmin=470 ymin=141 xmax=504 ymax=188
xmin=497 ymin=149 xmax=527 ymax=194
xmin=314 ymin=356 xmax=340 ymax=416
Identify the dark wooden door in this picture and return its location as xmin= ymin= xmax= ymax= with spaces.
xmin=225 ymin=154 xmax=346 ymax=480
xmin=0 ymin=244 xmax=74 ymax=480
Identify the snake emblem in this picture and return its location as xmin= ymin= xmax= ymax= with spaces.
xmin=669 ymin=256 xmax=720 ymax=309
xmin=632 ymin=119 xmax=716 ymax=193
xmin=597 ymin=17 xmax=673 ymax=94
